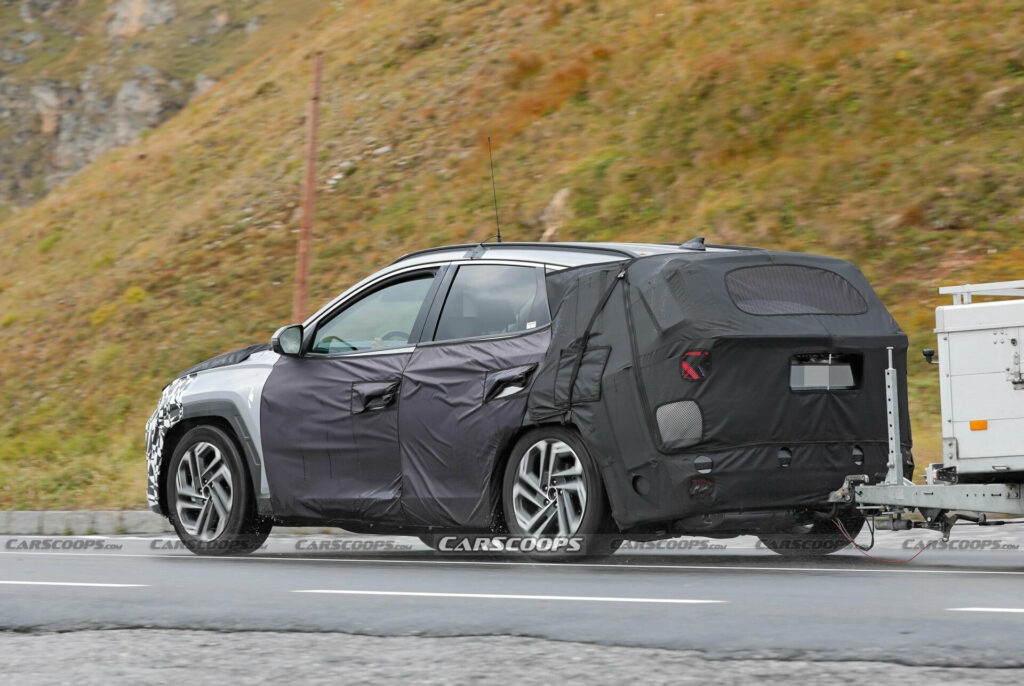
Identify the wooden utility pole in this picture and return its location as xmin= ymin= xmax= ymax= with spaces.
xmin=292 ymin=53 xmax=323 ymax=323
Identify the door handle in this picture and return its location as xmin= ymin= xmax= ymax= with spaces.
xmin=484 ymin=364 xmax=537 ymax=402
xmin=352 ymin=380 xmax=401 ymax=414
xmin=494 ymin=383 xmax=526 ymax=400
xmin=366 ymin=390 xmax=397 ymax=411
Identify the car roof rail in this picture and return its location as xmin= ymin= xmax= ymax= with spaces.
xmin=391 ymin=242 xmax=638 ymax=265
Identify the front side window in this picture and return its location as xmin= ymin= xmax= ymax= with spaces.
xmin=434 ymin=265 xmax=549 ymax=341
xmin=311 ymin=273 xmax=435 ymax=354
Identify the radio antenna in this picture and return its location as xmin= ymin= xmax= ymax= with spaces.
xmin=487 ymin=136 xmax=502 ymax=243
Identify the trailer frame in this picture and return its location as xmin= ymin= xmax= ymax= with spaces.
xmin=828 ymin=280 xmax=1024 ymax=541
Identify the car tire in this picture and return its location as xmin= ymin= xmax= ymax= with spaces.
xmin=165 ymin=424 xmax=272 ymax=556
xmin=757 ymin=509 xmax=865 ymax=557
xmin=502 ymin=426 xmax=619 ymax=560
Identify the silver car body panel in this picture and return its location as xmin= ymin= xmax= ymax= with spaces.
xmin=145 ymin=350 xmax=278 ymax=512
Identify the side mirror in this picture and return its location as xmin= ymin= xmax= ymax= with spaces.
xmin=272 ymin=324 xmax=304 ymax=357
xmin=922 ymin=348 xmax=938 ymax=366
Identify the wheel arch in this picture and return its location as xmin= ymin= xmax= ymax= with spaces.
xmin=157 ymin=404 xmax=268 ymax=518
xmin=496 ymin=421 xmax=619 ymax=529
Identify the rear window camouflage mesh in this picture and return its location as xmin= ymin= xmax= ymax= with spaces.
xmin=725 ymin=265 xmax=868 ymax=315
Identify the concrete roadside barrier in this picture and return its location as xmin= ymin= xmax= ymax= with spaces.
xmin=0 ymin=511 xmax=354 ymax=536
xmin=0 ymin=511 xmax=174 ymax=535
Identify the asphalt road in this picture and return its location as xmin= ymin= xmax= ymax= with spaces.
xmin=2 ymin=526 xmax=1023 ymax=681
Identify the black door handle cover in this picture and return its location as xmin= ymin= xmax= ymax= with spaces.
xmin=368 ymin=391 xmax=396 ymax=411
xmin=352 ymin=380 xmax=401 ymax=414
xmin=484 ymin=364 xmax=537 ymax=402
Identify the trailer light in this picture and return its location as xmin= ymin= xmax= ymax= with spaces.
xmin=970 ymin=420 xmax=988 ymax=431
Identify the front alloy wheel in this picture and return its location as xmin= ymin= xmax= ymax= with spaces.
xmin=165 ymin=425 xmax=272 ymax=555
xmin=174 ymin=440 xmax=233 ymax=541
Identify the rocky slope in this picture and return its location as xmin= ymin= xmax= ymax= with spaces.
xmin=0 ymin=0 xmax=299 ymax=208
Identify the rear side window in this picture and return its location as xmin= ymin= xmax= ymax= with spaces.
xmin=434 ymin=265 xmax=550 ymax=341
xmin=725 ymin=265 xmax=868 ymax=315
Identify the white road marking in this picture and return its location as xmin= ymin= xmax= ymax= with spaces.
xmin=293 ymin=589 xmax=724 ymax=604
xmin=948 ymin=607 xmax=1024 ymax=614
xmin=0 ymin=581 xmax=147 ymax=588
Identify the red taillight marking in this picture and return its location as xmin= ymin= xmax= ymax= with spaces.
xmin=681 ymin=351 xmax=710 ymax=380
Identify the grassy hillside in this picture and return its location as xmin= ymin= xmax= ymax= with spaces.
xmin=1 ymin=0 xmax=1023 ymax=509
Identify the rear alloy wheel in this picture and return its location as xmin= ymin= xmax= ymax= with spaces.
xmin=166 ymin=425 xmax=272 ymax=556
xmin=502 ymin=427 xmax=618 ymax=559
xmin=757 ymin=510 xmax=865 ymax=557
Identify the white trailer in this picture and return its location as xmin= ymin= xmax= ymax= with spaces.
xmin=830 ymin=280 xmax=1024 ymax=537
